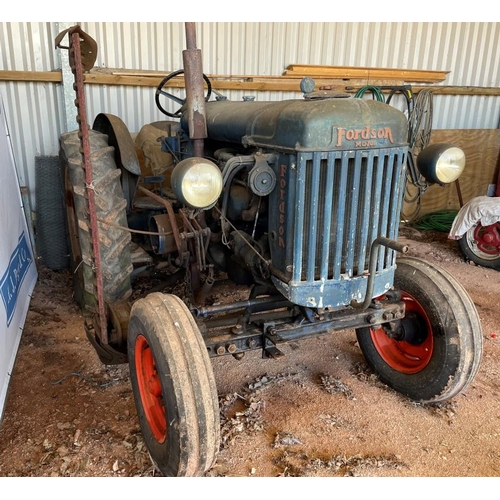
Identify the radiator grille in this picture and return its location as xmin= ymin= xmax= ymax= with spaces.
xmin=292 ymin=148 xmax=407 ymax=283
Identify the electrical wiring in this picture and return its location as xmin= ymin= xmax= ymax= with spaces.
xmin=402 ymin=88 xmax=434 ymax=221
xmin=408 ymin=89 xmax=433 ymax=154
xmin=384 ymin=85 xmax=414 ymax=117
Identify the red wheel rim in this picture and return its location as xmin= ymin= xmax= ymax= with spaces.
xmin=473 ymin=223 xmax=500 ymax=256
xmin=370 ymin=292 xmax=433 ymax=374
xmin=135 ymin=334 xmax=167 ymax=443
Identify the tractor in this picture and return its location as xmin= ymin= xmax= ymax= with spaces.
xmin=56 ymin=24 xmax=482 ymax=477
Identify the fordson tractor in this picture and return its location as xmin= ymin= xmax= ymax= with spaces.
xmin=57 ymin=24 xmax=482 ymax=477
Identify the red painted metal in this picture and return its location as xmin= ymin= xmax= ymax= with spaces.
xmin=135 ymin=335 xmax=166 ymax=443
xmin=71 ymin=30 xmax=108 ymax=344
xmin=473 ymin=223 xmax=500 ymax=255
xmin=369 ymin=291 xmax=434 ymax=374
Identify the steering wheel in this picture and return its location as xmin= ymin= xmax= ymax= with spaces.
xmin=155 ymin=69 xmax=213 ymax=118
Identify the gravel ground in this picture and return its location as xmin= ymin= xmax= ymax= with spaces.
xmin=0 ymin=229 xmax=498 ymax=491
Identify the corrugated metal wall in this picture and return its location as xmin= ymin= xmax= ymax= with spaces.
xmin=1 ymin=22 xmax=499 ymax=209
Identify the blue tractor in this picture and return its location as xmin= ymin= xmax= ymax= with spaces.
xmin=58 ymin=24 xmax=482 ymax=477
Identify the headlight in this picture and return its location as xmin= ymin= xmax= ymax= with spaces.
xmin=170 ymin=157 xmax=223 ymax=210
xmin=416 ymin=144 xmax=466 ymax=185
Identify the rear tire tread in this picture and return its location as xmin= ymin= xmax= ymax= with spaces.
xmin=60 ymin=129 xmax=133 ymax=313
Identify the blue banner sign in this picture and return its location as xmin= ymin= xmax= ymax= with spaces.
xmin=0 ymin=232 xmax=33 ymax=326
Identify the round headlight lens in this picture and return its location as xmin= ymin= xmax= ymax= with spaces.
xmin=416 ymin=144 xmax=466 ymax=185
xmin=171 ymin=157 xmax=223 ymax=209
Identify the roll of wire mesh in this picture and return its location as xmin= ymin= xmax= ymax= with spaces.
xmin=35 ymin=156 xmax=69 ymax=270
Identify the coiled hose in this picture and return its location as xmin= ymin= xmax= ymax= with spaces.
xmin=411 ymin=210 xmax=458 ymax=232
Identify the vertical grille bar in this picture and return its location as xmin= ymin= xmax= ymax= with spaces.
xmin=344 ymin=151 xmax=362 ymax=276
xmin=292 ymin=155 xmax=307 ymax=282
xmin=377 ymin=149 xmax=395 ymax=272
xmin=320 ymin=152 xmax=336 ymax=279
xmin=387 ymin=153 xmax=407 ymax=268
xmin=356 ymin=150 xmax=375 ymax=274
xmin=306 ymin=153 xmax=322 ymax=282
xmin=332 ymin=152 xmax=349 ymax=280
xmin=368 ymin=153 xmax=385 ymax=272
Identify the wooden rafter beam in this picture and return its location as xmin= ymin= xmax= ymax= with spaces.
xmin=283 ymin=64 xmax=450 ymax=83
xmin=0 ymin=69 xmax=499 ymax=96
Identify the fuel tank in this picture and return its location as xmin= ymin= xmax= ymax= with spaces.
xmin=181 ymin=97 xmax=409 ymax=152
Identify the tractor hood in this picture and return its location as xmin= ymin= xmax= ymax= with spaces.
xmin=181 ymin=97 xmax=409 ymax=152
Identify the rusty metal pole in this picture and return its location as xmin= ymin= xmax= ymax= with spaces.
xmin=70 ymin=30 xmax=109 ymax=344
xmin=183 ymin=22 xmax=207 ymax=158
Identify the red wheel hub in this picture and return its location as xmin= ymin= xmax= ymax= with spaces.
xmin=473 ymin=223 xmax=500 ymax=255
xmin=135 ymin=335 xmax=167 ymax=443
xmin=370 ymin=292 xmax=433 ymax=374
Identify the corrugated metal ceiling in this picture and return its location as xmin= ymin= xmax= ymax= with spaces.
xmin=0 ymin=22 xmax=498 ymax=206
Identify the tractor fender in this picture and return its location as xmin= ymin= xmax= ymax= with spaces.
xmin=92 ymin=113 xmax=141 ymax=176
xmin=92 ymin=113 xmax=141 ymax=212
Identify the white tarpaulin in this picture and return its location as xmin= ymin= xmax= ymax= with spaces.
xmin=448 ymin=196 xmax=500 ymax=240
xmin=0 ymin=95 xmax=37 ymax=421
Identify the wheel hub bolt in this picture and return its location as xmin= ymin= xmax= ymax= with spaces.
xmin=231 ymin=325 xmax=244 ymax=335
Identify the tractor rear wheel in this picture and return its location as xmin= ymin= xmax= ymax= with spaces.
xmin=356 ymin=256 xmax=483 ymax=403
xmin=59 ymin=129 xmax=133 ymax=313
xmin=60 ymin=130 xmax=133 ymax=362
xmin=128 ymin=292 xmax=220 ymax=477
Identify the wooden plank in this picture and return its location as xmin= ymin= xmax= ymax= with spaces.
xmin=83 ymin=72 xmax=306 ymax=91
xmin=1 ymin=69 xmax=499 ymax=96
xmin=113 ymin=71 xmax=405 ymax=89
xmin=0 ymin=70 xmax=62 ymax=83
xmin=412 ymin=85 xmax=500 ymax=97
xmin=284 ymin=64 xmax=449 ymax=83
xmin=113 ymin=70 xmax=305 ymax=80
xmin=78 ymin=74 xmax=500 ymax=95
xmin=84 ymin=73 xmax=165 ymax=87
xmin=403 ymin=130 xmax=500 ymax=218
xmin=112 ymin=70 xmax=399 ymax=82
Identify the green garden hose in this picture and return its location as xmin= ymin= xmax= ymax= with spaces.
xmin=354 ymin=85 xmax=385 ymax=102
xmin=411 ymin=210 xmax=458 ymax=232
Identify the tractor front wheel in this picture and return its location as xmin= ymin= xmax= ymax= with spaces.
xmin=356 ymin=257 xmax=483 ymax=403
xmin=128 ymin=292 xmax=220 ymax=477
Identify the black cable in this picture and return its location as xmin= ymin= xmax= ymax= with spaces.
xmin=408 ymin=89 xmax=433 ymax=153
xmin=402 ymin=89 xmax=434 ymax=221
xmin=382 ymin=85 xmax=414 ymax=117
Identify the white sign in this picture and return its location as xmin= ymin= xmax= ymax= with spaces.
xmin=0 ymin=95 xmax=37 ymax=421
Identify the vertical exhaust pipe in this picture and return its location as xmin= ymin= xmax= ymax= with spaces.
xmin=183 ymin=22 xmax=207 ymax=158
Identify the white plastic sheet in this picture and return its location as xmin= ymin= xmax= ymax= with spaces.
xmin=448 ymin=196 xmax=500 ymax=240
xmin=0 ymin=95 xmax=37 ymax=421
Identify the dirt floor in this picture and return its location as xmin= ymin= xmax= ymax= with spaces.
xmin=0 ymin=227 xmax=499 ymax=480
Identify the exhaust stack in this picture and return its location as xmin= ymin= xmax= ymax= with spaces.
xmin=183 ymin=22 xmax=207 ymax=157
